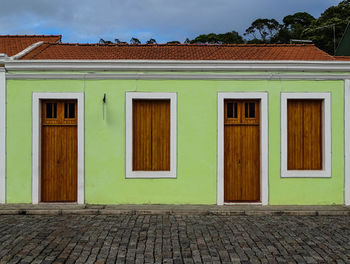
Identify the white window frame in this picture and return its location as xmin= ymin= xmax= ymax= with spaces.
xmin=0 ymin=69 xmax=5 ymax=204
xmin=281 ymin=92 xmax=331 ymax=178
xmin=217 ymin=92 xmax=269 ymax=205
xmin=345 ymin=80 xmax=350 ymax=205
xmin=125 ymin=92 xmax=177 ymax=178
xmin=32 ymin=92 xmax=85 ymax=204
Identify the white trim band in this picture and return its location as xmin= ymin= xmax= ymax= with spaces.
xmin=4 ymin=59 xmax=350 ymax=72
xmin=345 ymin=80 xmax=350 ymax=205
xmin=0 ymin=68 xmax=5 ymax=203
xmin=32 ymin=92 xmax=85 ymax=204
xmin=5 ymin=73 xmax=350 ymax=80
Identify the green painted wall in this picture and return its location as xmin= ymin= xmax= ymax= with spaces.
xmin=6 ymin=78 xmax=345 ymax=204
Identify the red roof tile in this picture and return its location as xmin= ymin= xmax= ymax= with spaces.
xmin=20 ymin=43 xmax=335 ymax=61
xmin=0 ymin=35 xmax=61 ymax=57
xmin=334 ymin=56 xmax=350 ymax=61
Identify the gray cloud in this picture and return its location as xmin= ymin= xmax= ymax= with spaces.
xmin=0 ymin=0 xmax=342 ymax=43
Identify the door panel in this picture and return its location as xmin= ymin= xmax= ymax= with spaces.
xmin=41 ymin=100 xmax=77 ymax=202
xmin=224 ymin=100 xmax=260 ymax=202
xmin=224 ymin=125 xmax=242 ymax=201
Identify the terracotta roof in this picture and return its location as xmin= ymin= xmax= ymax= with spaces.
xmin=20 ymin=43 xmax=335 ymax=61
xmin=334 ymin=56 xmax=350 ymax=61
xmin=0 ymin=35 xmax=61 ymax=57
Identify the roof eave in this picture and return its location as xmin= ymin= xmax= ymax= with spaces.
xmin=3 ymin=59 xmax=350 ymax=72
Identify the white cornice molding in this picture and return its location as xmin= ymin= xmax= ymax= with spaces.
xmin=5 ymin=72 xmax=350 ymax=80
xmin=10 ymin=41 xmax=44 ymax=60
xmin=0 ymin=54 xmax=8 ymax=62
xmin=4 ymin=59 xmax=350 ymax=72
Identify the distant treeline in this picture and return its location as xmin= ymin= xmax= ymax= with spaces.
xmin=99 ymin=0 xmax=350 ymax=55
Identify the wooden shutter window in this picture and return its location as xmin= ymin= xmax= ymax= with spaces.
xmin=287 ymin=99 xmax=323 ymax=170
xmin=133 ymin=99 xmax=170 ymax=171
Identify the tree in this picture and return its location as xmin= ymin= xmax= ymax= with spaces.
xmin=99 ymin=38 xmax=113 ymax=44
xmin=272 ymin=12 xmax=315 ymax=43
xmin=167 ymin=41 xmax=181 ymax=44
xmin=146 ymin=38 xmax=157 ymax=44
xmin=244 ymin=18 xmax=281 ymax=42
xmin=184 ymin=38 xmax=191 ymax=44
xmin=114 ymin=38 xmax=121 ymax=44
xmin=190 ymin=31 xmax=244 ymax=44
xmin=130 ymin=37 xmax=141 ymax=44
xmin=302 ymin=0 xmax=350 ymax=54
xmin=217 ymin=31 xmax=244 ymax=44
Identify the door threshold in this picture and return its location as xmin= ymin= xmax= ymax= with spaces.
xmin=38 ymin=202 xmax=79 ymax=204
xmin=224 ymin=202 xmax=262 ymax=206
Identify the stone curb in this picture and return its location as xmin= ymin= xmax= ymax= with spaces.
xmin=0 ymin=209 xmax=349 ymax=216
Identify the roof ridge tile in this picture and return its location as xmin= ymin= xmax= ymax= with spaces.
xmin=0 ymin=34 xmax=61 ymax=38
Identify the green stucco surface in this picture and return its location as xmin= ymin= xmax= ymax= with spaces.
xmin=6 ymin=78 xmax=345 ymax=204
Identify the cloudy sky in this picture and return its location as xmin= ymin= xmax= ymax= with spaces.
xmin=0 ymin=0 xmax=342 ymax=43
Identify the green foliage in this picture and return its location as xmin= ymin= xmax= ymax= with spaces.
xmin=167 ymin=41 xmax=181 ymax=44
xmin=244 ymin=19 xmax=281 ymax=42
xmin=146 ymin=38 xmax=157 ymax=44
xmin=303 ymin=0 xmax=350 ymax=54
xmin=190 ymin=31 xmax=244 ymax=44
xmin=99 ymin=38 xmax=113 ymax=44
xmin=130 ymin=37 xmax=141 ymax=44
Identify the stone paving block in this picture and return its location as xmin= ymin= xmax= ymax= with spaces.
xmin=1 ymin=215 xmax=350 ymax=262
xmin=61 ymin=209 xmax=100 ymax=215
xmin=26 ymin=210 xmax=61 ymax=215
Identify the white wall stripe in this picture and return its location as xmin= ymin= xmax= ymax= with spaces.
xmin=3 ymin=59 xmax=350 ymax=72
xmin=5 ymin=73 xmax=350 ymax=80
xmin=345 ymin=80 xmax=350 ymax=205
xmin=0 ymin=68 xmax=5 ymax=203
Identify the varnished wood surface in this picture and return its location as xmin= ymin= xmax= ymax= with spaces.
xmin=41 ymin=100 xmax=77 ymax=202
xmin=287 ymin=99 xmax=322 ymax=170
xmin=133 ymin=99 xmax=170 ymax=171
xmin=224 ymin=100 xmax=260 ymax=202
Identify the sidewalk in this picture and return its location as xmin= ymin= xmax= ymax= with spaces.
xmin=0 ymin=204 xmax=350 ymax=216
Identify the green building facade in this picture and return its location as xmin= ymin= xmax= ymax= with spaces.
xmin=1 ymin=44 xmax=350 ymax=206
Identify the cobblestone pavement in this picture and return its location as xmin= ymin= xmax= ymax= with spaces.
xmin=0 ymin=215 xmax=350 ymax=263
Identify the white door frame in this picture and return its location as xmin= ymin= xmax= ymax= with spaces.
xmin=345 ymin=80 xmax=350 ymax=205
xmin=32 ymin=92 xmax=85 ymax=204
xmin=0 ymin=69 xmax=5 ymax=204
xmin=217 ymin=92 xmax=269 ymax=205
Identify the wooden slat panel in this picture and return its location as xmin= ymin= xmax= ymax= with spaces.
xmin=133 ymin=100 xmax=152 ymax=171
xmin=224 ymin=125 xmax=242 ymax=201
xmin=287 ymin=100 xmax=304 ymax=170
xmin=303 ymin=100 xmax=322 ymax=170
xmin=241 ymin=125 xmax=260 ymax=201
xmin=151 ymin=100 xmax=170 ymax=171
xmin=287 ymin=99 xmax=322 ymax=170
xmin=41 ymin=100 xmax=77 ymax=202
xmin=133 ymin=99 xmax=170 ymax=171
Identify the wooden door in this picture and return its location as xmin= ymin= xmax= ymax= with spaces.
xmin=41 ymin=100 xmax=77 ymax=202
xmin=224 ymin=100 xmax=260 ymax=202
